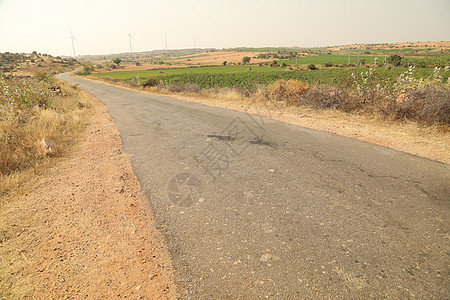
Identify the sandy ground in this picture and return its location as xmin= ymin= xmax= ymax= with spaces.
xmin=0 ymin=96 xmax=177 ymax=299
xmin=329 ymin=41 xmax=450 ymax=51
xmin=168 ymin=51 xmax=274 ymax=66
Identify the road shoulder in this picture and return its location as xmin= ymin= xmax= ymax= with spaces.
xmin=0 ymin=94 xmax=178 ymax=299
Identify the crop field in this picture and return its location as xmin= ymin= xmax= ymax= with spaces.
xmin=92 ymin=66 xmax=444 ymax=90
xmin=279 ymin=54 xmax=381 ymax=65
xmin=92 ymin=65 xmax=278 ymax=80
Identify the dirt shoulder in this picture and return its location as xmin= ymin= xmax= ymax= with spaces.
xmin=0 ymin=95 xmax=177 ymax=299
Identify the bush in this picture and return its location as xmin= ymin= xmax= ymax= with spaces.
xmin=76 ymin=65 xmax=94 ymax=76
xmin=34 ymin=72 xmax=53 ymax=82
xmin=323 ymin=62 xmax=333 ymax=67
xmin=387 ymin=55 xmax=402 ymax=67
xmin=0 ymin=74 xmax=55 ymax=109
xmin=302 ymin=86 xmax=360 ymax=111
xmin=141 ymin=77 xmax=158 ymax=87
xmin=112 ymin=58 xmax=121 ymax=66
xmin=394 ymin=86 xmax=450 ymax=125
xmin=268 ymin=80 xmax=311 ymax=105
xmin=308 ymin=64 xmax=317 ymax=70
xmin=165 ymin=83 xmax=201 ymax=94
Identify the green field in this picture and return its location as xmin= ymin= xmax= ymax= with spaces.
xmin=92 ymin=66 xmax=444 ymax=90
xmin=93 ymin=66 xmax=278 ymax=80
xmin=279 ymin=54 xmax=382 ymax=65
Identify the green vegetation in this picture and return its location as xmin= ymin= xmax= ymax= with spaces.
xmin=278 ymin=54 xmax=379 ymax=65
xmin=112 ymin=58 xmax=121 ymax=66
xmin=387 ymin=55 xmax=402 ymax=67
xmin=92 ymin=65 xmax=277 ymax=80
xmin=93 ymin=65 xmax=447 ymax=90
xmin=242 ymin=56 xmax=251 ymax=64
xmin=402 ymin=55 xmax=450 ymax=68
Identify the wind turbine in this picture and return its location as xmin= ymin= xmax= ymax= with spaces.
xmin=164 ymin=32 xmax=168 ymax=50
xmin=70 ymin=28 xmax=76 ymax=57
xmin=128 ymin=34 xmax=134 ymax=53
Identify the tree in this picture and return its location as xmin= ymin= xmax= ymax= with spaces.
xmin=387 ymin=55 xmax=402 ymax=67
xmin=223 ymin=61 xmax=227 ymax=66
xmin=242 ymin=56 xmax=251 ymax=64
xmin=112 ymin=58 xmax=121 ymax=66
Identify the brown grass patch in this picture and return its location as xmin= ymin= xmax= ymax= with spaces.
xmin=268 ymin=80 xmax=311 ymax=105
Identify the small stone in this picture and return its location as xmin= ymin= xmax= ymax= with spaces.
xmin=40 ymin=137 xmax=58 ymax=156
xmin=135 ymin=285 xmax=142 ymax=290
xmin=260 ymin=253 xmax=272 ymax=262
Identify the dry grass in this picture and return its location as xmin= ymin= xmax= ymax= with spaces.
xmin=0 ymin=81 xmax=92 ymax=198
xmin=267 ymin=80 xmax=311 ymax=105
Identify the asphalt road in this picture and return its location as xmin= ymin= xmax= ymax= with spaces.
xmin=59 ymin=73 xmax=449 ymax=299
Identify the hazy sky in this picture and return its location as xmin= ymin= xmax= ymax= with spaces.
xmin=0 ymin=0 xmax=449 ymax=56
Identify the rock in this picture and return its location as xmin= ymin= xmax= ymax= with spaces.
xmin=40 ymin=137 xmax=58 ymax=156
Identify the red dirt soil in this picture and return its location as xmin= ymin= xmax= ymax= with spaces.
xmin=0 ymin=96 xmax=178 ymax=299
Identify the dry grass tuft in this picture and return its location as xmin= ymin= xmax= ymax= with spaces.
xmin=268 ymin=80 xmax=311 ymax=105
xmin=394 ymin=86 xmax=450 ymax=125
xmin=0 ymin=76 xmax=92 ymax=197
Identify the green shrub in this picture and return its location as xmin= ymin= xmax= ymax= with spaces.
xmin=387 ymin=55 xmax=402 ymax=67
xmin=308 ymin=64 xmax=317 ymax=70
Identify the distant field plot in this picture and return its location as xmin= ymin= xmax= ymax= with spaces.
xmin=348 ymin=48 xmax=429 ymax=54
xmin=226 ymin=47 xmax=307 ymax=53
xmin=166 ymin=54 xmax=210 ymax=61
xmin=279 ymin=55 xmax=381 ymax=65
xmin=402 ymin=55 xmax=450 ymax=67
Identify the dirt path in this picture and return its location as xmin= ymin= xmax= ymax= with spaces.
xmin=0 ymin=96 xmax=177 ymax=299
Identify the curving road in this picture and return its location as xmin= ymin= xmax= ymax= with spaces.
xmin=59 ymin=73 xmax=449 ymax=299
